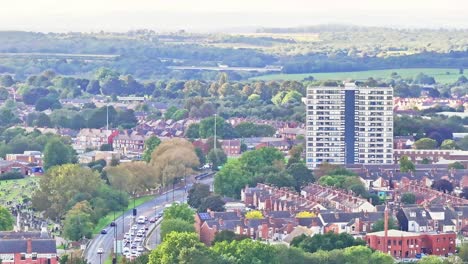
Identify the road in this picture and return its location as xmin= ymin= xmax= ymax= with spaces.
xmin=85 ymin=176 xmax=214 ymax=264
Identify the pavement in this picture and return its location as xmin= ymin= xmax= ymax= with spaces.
xmin=84 ymin=176 xmax=214 ymax=264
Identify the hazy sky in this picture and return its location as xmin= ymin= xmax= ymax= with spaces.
xmin=1 ymin=0 xmax=467 ymax=32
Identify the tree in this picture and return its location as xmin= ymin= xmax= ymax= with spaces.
xmin=212 ymin=239 xmax=278 ymax=264
xmin=214 ymin=159 xmax=251 ymax=199
xmin=160 ymin=219 xmax=195 ymax=241
xmin=287 ymin=162 xmax=313 ymax=192
xmin=399 ymin=156 xmax=415 ymax=172
xmin=296 ymin=211 xmax=316 ymax=218
xmin=207 ymin=148 xmax=227 ymax=171
xmin=199 ymin=195 xmax=225 ymax=212
xmin=0 ymin=88 xmax=9 ymax=100
xmin=440 ymin=139 xmax=458 ymax=150
xmin=459 ymin=136 xmax=468 ymax=151
xmin=234 ymin=122 xmax=276 ymax=138
xmin=142 ymin=136 xmax=161 ymax=163
xmin=418 ymin=255 xmax=444 ymax=264
xmin=372 ymin=217 xmax=398 ymax=232
xmin=448 ymin=162 xmax=465 ymax=170
xmin=43 ymin=138 xmax=75 ymax=170
xmin=99 ymin=144 xmax=113 ymax=151
xmin=401 ymin=192 xmax=416 ymax=204
xmin=149 ymin=232 xmax=206 ymax=264
xmin=199 ymin=116 xmax=225 ymax=139
xmin=413 ymin=138 xmax=437 ymax=149
xmin=458 ymin=243 xmax=468 ymax=262
xmin=194 ymin=147 xmax=206 ymax=166
xmin=0 ymin=75 xmax=14 ymax=87
xmin=107 ymin=162 xmax=158 ymax=198
xmin=35 ymin=113 xmax=52 ymax=127
xmin=287 ymin=145 xmax=303 ymax=167
xmin=62 ymin=201 xmax=94 ymax=241
xmin=185 ymin=123 xmax=200 ymax=139
xmin=0 ymin=206 xmax=14 ymax=231
xmin=431 ymin=179 xmax=454 ymax=193
xmin=212 ymin=230 xmax=248 ymax=245
xmin=32 ymin=164 xmax=103 ymax=220
xmin=245 ymin=210 xmax=263 ymax=219
xmin=163 ymin=203 xmax=195 ymax=224
xmin=150 ymin=138 xmax=200 ymax=190
xmin=291 ymin=233 xmax=366 ymax=254
xmin=187 ymin=183 xmax=211 ymax=209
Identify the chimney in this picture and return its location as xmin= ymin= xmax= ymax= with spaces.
xmin=27 ymin=238 xmax=32 ymax=254
xmin=218 ymin=218 xmax=224 ymax=226
xmin=261 ymin=223 xmax=269 ymax=239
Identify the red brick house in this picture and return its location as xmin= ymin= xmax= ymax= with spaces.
xmin=366 ymin=230 xmax=456 ymax=258
xmin=0 ymin=239 xmax=58 ymax=264
xmin=0 ymin=160 xmax=30 ymax=175
xmin=221 ymin=140 xmax=241 ymax=156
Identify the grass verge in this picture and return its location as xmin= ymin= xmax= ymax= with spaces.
xmin=93 ymin=195 xmax=154 ymax=234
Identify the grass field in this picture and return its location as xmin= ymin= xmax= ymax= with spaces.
xmin=0 ymin=177 xmax=38 ymax=206
xmin=251 ymin=68 xmax=464 ymax=84
xmin=92 ymin=195 xmax=154 ymax=234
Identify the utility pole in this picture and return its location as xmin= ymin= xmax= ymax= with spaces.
xmin=106 ymin=104 xmax=109 ymax=131
xmin=214 ymin=113 xmax=217 ymax=151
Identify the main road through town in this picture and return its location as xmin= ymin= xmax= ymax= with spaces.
xmin=85 ymin=175 xmax=214 ymax=264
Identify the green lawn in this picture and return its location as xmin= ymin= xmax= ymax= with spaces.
xmin=0 ymin=177 xmax=39 ymax=206
xmin=92 ymin=195 xmax=154 ymax=234
xmin=251 ymin=68 xmax=464 ymax=84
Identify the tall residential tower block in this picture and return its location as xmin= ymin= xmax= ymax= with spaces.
xmin=306 ymin=83 xmax=393 ymax=168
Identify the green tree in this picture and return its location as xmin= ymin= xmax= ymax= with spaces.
xmin=440 ymin=139 xmax=458 ymax=150
xmin=195 ymin=147 xmax=206 ymax=166
xmin=448 ymin=162 xmax=465 ymax=170
xmin=413 ymin=138 xmax=437 ymax=149
xmin=214 ymin=159 xmax=251 ymax=199
xmin=286 ymin=162 xmax=313 ymax=192
xmin=343 ymin=246 xmax=373 ymax=264
xmin=207 ymin=148 xmax=227 ymax=171
xmin=32 ymin=164 xmax=103 ymax=220
xmin=212 ymin=230 xmax=248 ymax=245
xmin=142 ymin=136 xmax=161 ymax=163
xmin=163 ymin=203 xmax=195 ymax=224
xmin=212 ymin=239 xmax=277 ymax=264
xmin=0 ymin=88 xmax=9 ymax=100
xmin=458 ymin=243 xmax=468 ymax=262
xmin=199 ymin=116 xmax=225 ymax=139
xmin=291 ymin=232 xmax=365 ymax=254
xmin=372 ymin=217 xmax=398 ymax=232
xmin=187 ymin=183 xmax=211 ymax=209
xmin=160 ymin=219 xmax=195 ymax=241
xmin=43 ymin=138 xmax=75 ymax=170
xmin=399 ymin=155 xmax=415 ymax=172
xmin=185 ymin=123 xmax=200 ymax=139
xmin=0 ymin=75 xmax=14 ymax=87
xmin=149 ymin=232 xmax=206 ymax=264
xmin=401 ymin=192 xmax=416 ymax=204
xmin=0 ymin=206 xmax=14 ymax=231
xmin=199 ymin=195 xmax=225 ymax=212
xmin=418 ymin=255 xmax=444 ymax=264
xmin=62 ymin=201 xmax=94 ymax=241
xmin=164 ymin=106 xmax=178 ymax=120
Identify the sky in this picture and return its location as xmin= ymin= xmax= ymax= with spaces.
xmin=1 ymin=0 xmax=467 ymax=32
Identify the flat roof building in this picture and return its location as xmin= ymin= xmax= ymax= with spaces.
xmin=306 ymin=83 xmax=393 ymax=168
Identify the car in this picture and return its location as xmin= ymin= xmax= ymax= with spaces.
xmin=156 ymin=212 xmax=163 ymax=218
xmin=97 ymin=248 xmax=104 ymax=254
xmin=123 ymin=247 xmax=130 ymax=254
xmin=135 ymin=236 xmax=143 ymax=242
xmin=137 ymin=246 xmax=144 ymax=252
xmin=124 ymin=252 xmax=131 ymax=259
xmin=144 ymin=225 xmax=149 ymax=231
xmin=110 ymin=221 xmax=116 ymax=227
xmin=100 ymin=229 xmax=107 ymax=234
xmin=131 ymin=224 xmax=138 ymax=230
xmin=130 ymin=242 xmax=137 ymax=249
xmin=149 ymin=217 xmax=156 ymax=223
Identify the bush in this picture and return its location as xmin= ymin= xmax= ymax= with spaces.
xmin=0 ymin=171 xmax=24 ymax=180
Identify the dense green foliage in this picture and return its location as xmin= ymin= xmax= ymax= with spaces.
xmin=160 ymin=218 xmax=195 ymax=241
xmin=0 ymin=171 xmax=24 ymax=180
xmin=0 ymin=206 xmax=14 ymax=231
xmin=148 ymin=231 xmax=392 ymax=264
xmin=290 ymin=232 xmax=366 ymax=253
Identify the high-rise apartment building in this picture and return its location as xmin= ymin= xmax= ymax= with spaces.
xmin=306 ymin=83 xmax=393 ymax=168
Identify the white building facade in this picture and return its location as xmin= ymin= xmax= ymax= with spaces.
xmin=306 ymin=83 xmax=393 ymax=168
